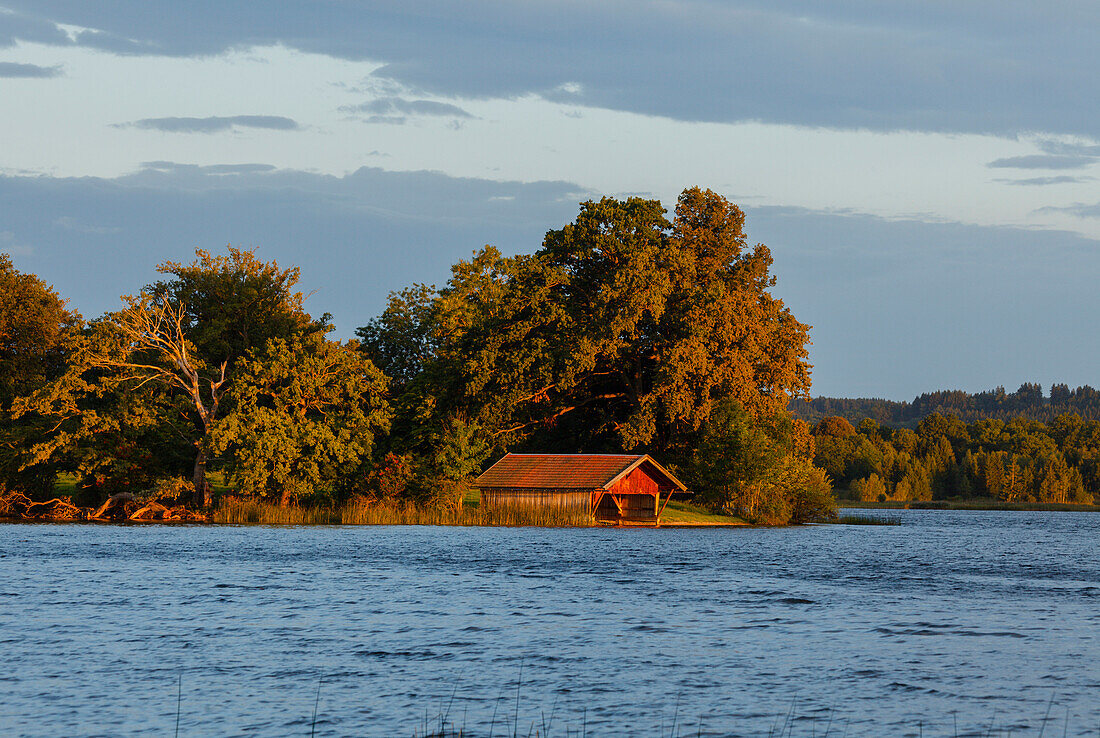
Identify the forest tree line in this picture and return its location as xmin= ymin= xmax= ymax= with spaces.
xmin=0 ymin=188 xmax=836 ymax=525
xmin=814 ymin=412 xmax=1100 ymax=504
xmin=796 ymin=383 xmax=1100 ymax=427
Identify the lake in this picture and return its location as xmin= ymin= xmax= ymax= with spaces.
xmin=1 ymin=510 xmax=1098 ymax=736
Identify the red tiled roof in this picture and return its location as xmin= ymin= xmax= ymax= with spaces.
xmin=475 ymin=454 xmax=686 ymax=491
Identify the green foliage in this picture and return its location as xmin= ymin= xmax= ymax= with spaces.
xmin=823 ymin=410 xmax=1097 ymax=504
xmin=13 ymin=247 xmax=327 ymax=506
xmin=210 ymin=332 xmax=391 ymax=505
xmin=356 ymin=284 xmax=438 ymax=389
xmin=684 ymin=399 xmax=836 ymax=525
xmin=0 ymin=254 xmax=81 ymax=496
xmin=8 ymin=189 xmax=827 ymax=523
xmin=367 ymin=188 xmax=812 ymax=463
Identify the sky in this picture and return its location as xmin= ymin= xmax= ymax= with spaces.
xmin=2 ymin=1 xmax=1099 ymax=400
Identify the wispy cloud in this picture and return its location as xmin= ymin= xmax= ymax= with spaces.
xmin=0 ymin=230 xmax=33 ymax=256
xmin=116 ymin=115 xmax=300 ymax=134
xmin=53 ymin=216 xmax=121 ymax=235
xmin=0 ymin=61 xmax=62 ymax=78
xmin=1035 ymin=139 xmax=1100 ymax=157
xmin=986 ymin=154 xmax=1096 ymax=170
xmin=996 ymin=175 xmax=1093 ymax=186
xmin=1036 ymin=202 xmax=1100 ymax=219
xmin=340 ymin=97 xmax=473 ymax=119
xmin=141 ymin=161 xmax=277 ymax=175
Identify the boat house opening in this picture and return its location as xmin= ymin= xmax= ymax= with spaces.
xmin=475 ymin=453 xmax=688 ymax=526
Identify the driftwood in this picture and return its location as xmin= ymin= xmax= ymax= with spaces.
xmin=26 ymin=497 xmax=84 ymax=520
xmin=1 ymin=487 xmax=209 ymax=523
xmin=91 ymin=492 xmax=135 ymax=520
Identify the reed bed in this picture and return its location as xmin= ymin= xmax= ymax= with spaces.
xmin=213 ymin=498 xmax=595 ymax=527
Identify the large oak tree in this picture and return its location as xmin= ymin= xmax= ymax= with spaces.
xmin=369 ymin=187 xmax=813 ymax=460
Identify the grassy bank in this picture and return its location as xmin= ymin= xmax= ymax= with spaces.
xmin=661 ymin=500 xmax=747 ymax=525
xmin=839 ymin=498 xmax=1100 ymax=512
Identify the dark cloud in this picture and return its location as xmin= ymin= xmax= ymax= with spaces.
xmin=2 ymin=2 xmax=1100 ymax=136
xmin=0 ymin=164 xmax=589 ymax=336
xmin=117 ymin=115 xmax=300 ymax=133
xmin=751 ymin=206 xmax=1100 ymax=398
xmin=0 ymin=9 xmax=71 ymax=47
xmin=341 ymin=96 xmax=473 ymax=118
xmin=0 ymin=61 xmax=62 ymax=77
xmin=987 ymin=155 xmax=1096 ymax=170
xmin=997 ymin=176 xmax=1092 ymax=186
xmin=1036 ymin=139 xmax=1100 ymax=157
xmin=2 ymin=163 xmax=1098 ymax=398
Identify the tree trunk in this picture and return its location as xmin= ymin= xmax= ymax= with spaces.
xmin=193 ymin=446 xmax=212 ymax=508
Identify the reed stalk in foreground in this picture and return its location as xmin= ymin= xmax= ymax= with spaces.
xmin=213 ymin=498 xmax=595 ymax=527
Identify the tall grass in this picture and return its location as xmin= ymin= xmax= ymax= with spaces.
xmin=213 ymin=498 xmax=595 ymax=527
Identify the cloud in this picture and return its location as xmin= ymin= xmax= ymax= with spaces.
xmin=1035 ymin=139 xmax=1100 ymax=157
xmin=0 ymin=61 xmax=62 ymax=77
xmin=116 ymin=115 xmax=300 ymax=134
xmin=140 ymin=161 xmax=278 ymax=175
xmin=1035 ymin=202 xmax=1100 ymax=219
xmin=996 ymin=176 xmax=1092 ymax=186
xmin=341 ymin=96 xmax=473 ymax=119
xmin=2 ymin=163 xmax=1099 ymax=399
xmin=0 ymin=164 xmax=590 ymax=335
xmin=3 ymin=2 xmax=1100 ymax=136
xmin=0 ymin=230 xmax=33 ymax=256
xmin=750 ymin=205 xmax=1100 ymax=398
xmin=53 ymin=215 xmax=121 ymax=234
xmin=363 ymin=115 xmax=407 ymax=125
xmin=987 ymin=155 xmax=1096 ymax=170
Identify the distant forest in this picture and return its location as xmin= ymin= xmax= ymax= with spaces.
xmin=804 ymin=383 xmax=1100 ymax=505
xmin=793 ymin=383 xmax=1100 ymax=427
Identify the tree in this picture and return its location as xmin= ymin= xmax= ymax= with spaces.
xmin=685 ymin=399 xmax=835 ymax=524
xmin=16 ymin=248 xmax=319 ymax=506
xmin=388 ymin=188 xmax=812 ymax=459
xmin=814 ymin=416 xmax=856 ymax=438
xmin=210 ymin=333 xmax=391 ymax=505
xmin=356 ymin=283 xmax=439 ymax=390
xmin=0 ymin=254 xmax=81 ymax=494
xmin=851 ymin=474 xmax=887 ymax=502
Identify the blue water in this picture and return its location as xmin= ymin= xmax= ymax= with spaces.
xmin=1 ymin=510 xmax=1098 ymax=737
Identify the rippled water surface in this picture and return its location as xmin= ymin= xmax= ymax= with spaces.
xmin=2 ymin=510 xmax=1099 ymax=736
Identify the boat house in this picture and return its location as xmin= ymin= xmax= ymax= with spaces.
xmin=475 ymin=453 xmax=688 ymax=526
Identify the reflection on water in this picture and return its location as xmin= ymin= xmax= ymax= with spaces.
xmin=1 ymin=510 xmax=1098 ymax=736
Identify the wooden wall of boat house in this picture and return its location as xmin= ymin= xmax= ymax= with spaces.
xmin=479 ymin=488 xmax=592 ymax=514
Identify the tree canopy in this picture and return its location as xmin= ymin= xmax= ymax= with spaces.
xmin=0 ymin=254 xmax=81 ymax=494
xmin=3 ymin=187 xmax=835 ymax=522
xmin=13 ymin=248 xmax=380 ymax=506
xmin=377 ymin=188 xmax=812 ymax=463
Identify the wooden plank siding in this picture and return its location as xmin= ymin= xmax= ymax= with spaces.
xmin=480 ymin=488 xmax=592 ymax=515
